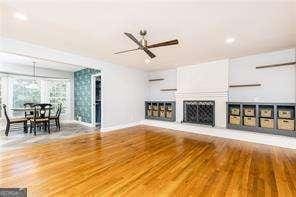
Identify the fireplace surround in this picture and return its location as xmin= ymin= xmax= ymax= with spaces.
xmin=183 ymin=100 xmax=215 ymax=126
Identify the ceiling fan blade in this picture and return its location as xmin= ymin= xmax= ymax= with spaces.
xmin=124 ymin=32 xmax=155 ymax=58
xmin=114 ymin=48 xmax=140 ymax=54
xmin=147 ymin=39 xmax=179 ymax=49
xmin=143 ymin=48 xmax=156 ymax=58
xmin=124 ymin=33 xmax=143 ymax=48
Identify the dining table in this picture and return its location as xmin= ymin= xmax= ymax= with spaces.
xmin=10 ymin=106 xmax=53 ymax=112
xmin=5 ymin=104 xmax=61 ymax=135
xmin=10 ymin=106 xmax=54 ymax=118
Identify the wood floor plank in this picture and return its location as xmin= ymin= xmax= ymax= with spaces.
xmin=0 ymin=125 xmax=295 ymax=196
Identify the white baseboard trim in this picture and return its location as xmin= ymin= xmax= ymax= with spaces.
xmin=101 ymin=121 xmax=141 ymax=132
xmin=70 ymin=120 xmax=94 ymax=127
xmin=141 ymin=120 xmax=296 ymax=150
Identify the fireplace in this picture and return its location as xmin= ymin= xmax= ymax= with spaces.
xmin=183 ymin=100 xmax=215 ymax=126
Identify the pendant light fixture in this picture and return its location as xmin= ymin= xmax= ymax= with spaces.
xmin=29 ymin=61 xmax=38 ymax=89
xmin=33 ymin=61 xmax=37 ymax=82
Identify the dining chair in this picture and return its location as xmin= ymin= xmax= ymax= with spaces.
xmin=50 ymin=103 xmax=62 ymax=131
xmin=24 ymin=102 xmax=35 ymax=119
xmin=30 ymin=103 xmax=52 ymax=135
xmin=3 ymin=104 xmax=28 ymax=136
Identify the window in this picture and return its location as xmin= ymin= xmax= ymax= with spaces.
xmin=5 ymin=77 xmax=70 ymax=118
xmin=12 ymin=78 xmax=41 ymax=116
xmin=12 ymin=78 xmax=41 ymax=108
xmin=47 ymin=80 xmax=69 ymax=114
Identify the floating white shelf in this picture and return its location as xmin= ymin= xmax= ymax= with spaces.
xmin=161 ymin=88 xmax=177 ymax=91
xmin=229 ymin=84 xmax=261 ymax=88
xmin=148 ymin=78 xmax=164 ymax=82
xmin=256 ymin=61 xmax=296 ymax=69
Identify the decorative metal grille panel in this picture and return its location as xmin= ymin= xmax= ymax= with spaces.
xmin=184 ymin=101 xmax=198 ymax=123
xmin=197 ymin=101 xmax=215 ymax=126
xmin=183 ymin=101 xmax=215 ymax=126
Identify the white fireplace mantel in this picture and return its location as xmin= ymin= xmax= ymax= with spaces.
xmin=175 ymin=91 xmax=228 ymax=128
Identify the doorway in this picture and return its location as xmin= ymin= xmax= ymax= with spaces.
xmin=91 ymin=74 xmax=101 ymax=127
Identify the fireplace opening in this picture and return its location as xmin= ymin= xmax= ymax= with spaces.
xmin=183 ymin=100 xmax=215 ymax=126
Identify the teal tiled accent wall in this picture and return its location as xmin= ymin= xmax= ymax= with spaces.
xmin=74 ymin=68 xmax=100 ymax=123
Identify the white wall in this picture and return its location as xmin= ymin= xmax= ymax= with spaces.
xmin=1 ymin=38 xmax=147 ymax=130
xmin=101 ymin=64 xmax=147 ymax=128
xmin=177 ymin=60 xmax=229 ymax=93
xmin=229 ymin=48 xmax=296 ymax=102
xmin=147 ymin=69 xmax=177 ymax=101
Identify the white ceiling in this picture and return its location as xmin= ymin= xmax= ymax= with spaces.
xmin=1 ymin=1 xmax=296 ymax=71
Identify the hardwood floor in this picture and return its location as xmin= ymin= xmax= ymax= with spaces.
xmin=0 ymin=125 xmax=296 ymax=196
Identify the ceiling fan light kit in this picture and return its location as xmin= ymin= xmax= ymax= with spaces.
xmin=115 ymin=30 xmax=179 ymax=59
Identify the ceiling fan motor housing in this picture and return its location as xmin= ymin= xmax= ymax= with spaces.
xmin=140 ymin=29 xmax=147 ymax=36
xmin=141 ymin=39 xmax=147 ymax=47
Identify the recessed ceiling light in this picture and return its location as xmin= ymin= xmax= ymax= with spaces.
xmin=13 ymin=12 xmax=28 ymax=21
xmin=225 ymin=37 xmax=235 ymax=44
xmin=145 ymin=59 xmax=150 ymax=64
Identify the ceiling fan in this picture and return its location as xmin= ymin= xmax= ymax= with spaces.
xmin=114 ymin=30 xmax=179 ymax=59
